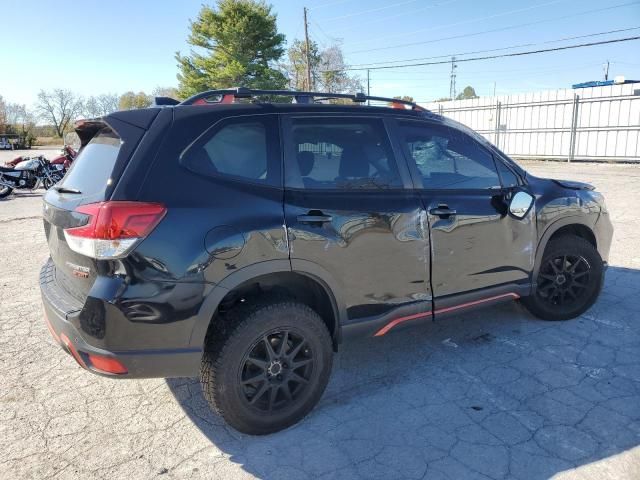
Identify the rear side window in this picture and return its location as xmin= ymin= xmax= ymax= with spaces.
xmin=58 ymin=128 xmax=121 ymax=196
xmin=284 ymin=117 xmax=402 ymax=189
xmin=397 ymin=121 xmax=500 ymax=190
xmin=181 ymin=115 xmax=280 ymax=187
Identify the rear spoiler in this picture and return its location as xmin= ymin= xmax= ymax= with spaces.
xmin=74 ymin=109 xmax=161 ymax=148
xmin=74 ymin=119 xmax=106 ymax=148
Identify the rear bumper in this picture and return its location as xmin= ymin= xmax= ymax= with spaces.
xmin=40 ymin=262 xmax=201 ymax=379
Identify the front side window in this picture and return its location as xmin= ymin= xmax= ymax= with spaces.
xmin=285 ymin=117 xmax=402 ymax=189
xmin=181 ymin=116 xmax=279 ymax=186
xmin=398 ymin=121 xmax=500 ymax=190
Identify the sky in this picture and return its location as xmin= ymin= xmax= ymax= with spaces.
xmin=1 ymin=0 xmax=639 ymax=107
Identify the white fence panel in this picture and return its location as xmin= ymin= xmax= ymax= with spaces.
xmin=422 ymin=82 xmax=640 ymax=162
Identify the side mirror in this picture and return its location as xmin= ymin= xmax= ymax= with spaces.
xmin=509 ymin=191 xmax=534 ymax=219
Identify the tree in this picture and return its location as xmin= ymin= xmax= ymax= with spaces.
xmin=455 ymin=86 xmax=478 ymax=100
xmin=36 ymin=89 xmax=83 ymax=138
xmin=0 ymin=95 xmax=7 ymax=134
xmin=285 ymin=39 xmax=321 ymax=90
xmin=84 ymin=93 xmax=119 ymax=118
xmin=284 ymin=40 xmax=362 ymax=95
xmin=388 ymin=95 xmax=414 ymax=106
xmin=118 ymin=91 xmax=152 ymax=110
xmin=4 ymin=103 xmax=37 ymax=147
xmin=176 ymin=0 xmax=287 ymax=97
xmin=318 ymin=45 xmax=362 ymax=94
xmin=152 ymin=86 xmax=181 ymax=100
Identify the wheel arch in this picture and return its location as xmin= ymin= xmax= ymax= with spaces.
xmin=189 ymin=260 xmax=345 ymax=351
xmin=533 ymin=216 xmax=597 ymax=280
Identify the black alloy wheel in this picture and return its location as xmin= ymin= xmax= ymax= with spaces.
xmin=200 ymin=299 xmax=332 ymax=435
xmin=239 ymin=329 xmax=314 ymax=413
xmin=522 ymin=235 xmax=603 ymax=321
xmin=537 ymin=254 xmax=591 ymax=307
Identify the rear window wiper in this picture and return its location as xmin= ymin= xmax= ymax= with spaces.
xmin=53 ymin=186 xmax=82 ymax=194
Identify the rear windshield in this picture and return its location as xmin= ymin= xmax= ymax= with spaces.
xmin=59 ymin=127 xmax=121 ymax=197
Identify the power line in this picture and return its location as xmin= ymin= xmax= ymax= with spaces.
xmin=348 ymin=27 xmax=640 ymax=68
xmin=322 ymin=36 xmax=640 ymax=72
xmin=308 ymin=0 xmax=358 ymax=11
xmin=346 ymin=0 xmax=569 ymax=49
xmin=319 ymin=0 xmax=420 ymax=22
xmin=323 ymin=0 xmax=459 ymax=34
xmin=346 ymin=1 xmax=640 ymax=54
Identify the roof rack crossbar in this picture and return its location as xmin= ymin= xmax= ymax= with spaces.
xmin=179 ymin=87 xmax=427 ymax=111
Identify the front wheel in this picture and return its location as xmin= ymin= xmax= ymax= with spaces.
xmin=522 ymin=235 xmax=604 ymax=320
xmin=0 ymin=185 xmax=13 ymax=198
xmin=200 ymin=298 xmax=333 ymax=435
xmin=43 ymin=173 xmax=63 ymax=190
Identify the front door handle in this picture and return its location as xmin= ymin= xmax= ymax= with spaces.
xmin=298 ymin=213 xmax=332 ymax=224
xmin=429 ymin=206 xmax=457 ymax=218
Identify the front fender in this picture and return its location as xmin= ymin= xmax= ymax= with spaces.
xmin=532 ymin=215 xmax=597 ymax=281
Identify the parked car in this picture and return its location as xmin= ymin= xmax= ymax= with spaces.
xmin=40 ymin=88 xmax=613 ymax=435
xmin=0 ymin=137 xmax=13 ymax=150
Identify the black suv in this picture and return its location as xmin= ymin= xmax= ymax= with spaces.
xmin=40 ymin=88 xmax=612 ymax=434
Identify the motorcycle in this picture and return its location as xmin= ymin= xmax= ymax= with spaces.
xmin=6 ymin=145 xmax=76 ymax=171
xmin=0 ymin=156 xmax=64 ymax=198
xmin=50 ymin=145 xmax=77 ymax=171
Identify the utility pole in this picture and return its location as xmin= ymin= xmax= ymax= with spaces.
xmin=303 ymin=7 xmax=312 ymax=91
xmin=449 ymin=56 xmax=457 ymax=100
xmin=603 ymin=60 xmax=610 ymax=81
xmin=367 ymin=69 xmax=370 ymax=106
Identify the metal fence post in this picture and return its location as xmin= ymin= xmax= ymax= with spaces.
xmin=568 ymin=94 xmax=580 ymax=163
xmin=494 ymin=101 xmax=502 ymax=148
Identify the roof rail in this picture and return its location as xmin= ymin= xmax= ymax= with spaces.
xmin=179 ymin=87 xmax=428 ymax=111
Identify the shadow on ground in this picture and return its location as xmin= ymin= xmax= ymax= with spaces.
xmin=167 ymin=266 xmax=640 ymax=479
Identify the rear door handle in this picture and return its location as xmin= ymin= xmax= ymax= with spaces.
xmin=297 ymin=214 xmax=332 ymax=223
xmin=429 ymin=207 xmax=457 ymax=217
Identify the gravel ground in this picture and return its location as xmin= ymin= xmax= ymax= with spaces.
xmin=1 ymin=150 xmax=639 ymax=480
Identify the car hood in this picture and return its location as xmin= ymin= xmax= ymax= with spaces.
xmin=552 ymin=179 xmax=595 ymax=191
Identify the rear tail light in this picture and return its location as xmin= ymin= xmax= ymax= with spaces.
xmin=64 ymin=201 xmax=166 ymax=259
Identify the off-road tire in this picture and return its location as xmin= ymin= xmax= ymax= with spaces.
xmin=522 ymin=235 xmax=603 ymax=320
xmin=200 ymin=298 xmax=333 ymax=435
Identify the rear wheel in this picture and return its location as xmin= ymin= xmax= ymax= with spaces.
xmin=522 ymin=235 xmax=603 ymax=320
xmin=200 ymin=298 xmax=333 ymax=435
xmin=0 ymin=185 xmax=13 ymax=198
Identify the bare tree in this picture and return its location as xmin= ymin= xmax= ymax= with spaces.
xmin=97 ymin=94 xmax=119 ymax=115
xmin=152 ymin=86 xmax=180 ymax=100
xmin=0 ymin=95 xmax=7 ymax=133
xmin=37 ymin=89 xmax=83 ymax=137
xmin=83 ymin=93 xmax=119 ymax=118
xmin=4 ymin=103 xmax=36 ymax=146
xmin=319 ymin=45 xmax=362 ymax=94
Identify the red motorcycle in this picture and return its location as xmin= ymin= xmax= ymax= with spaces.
xmin=5 ymin=145 xmax=76 ymax=170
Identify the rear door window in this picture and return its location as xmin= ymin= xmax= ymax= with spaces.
xmin=58 ymin=127 xmax=121 ymax=196
xmin=284 ymin=117 xmax=402 ymax=190
xmin=181 ymin=115 xmax=280 ymax=187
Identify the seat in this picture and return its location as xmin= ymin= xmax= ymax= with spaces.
xmin=297 ymin=151 xmax=320 ymax=188
xmin=336 ymin=145 xmax=369 ymax=182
